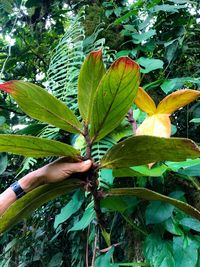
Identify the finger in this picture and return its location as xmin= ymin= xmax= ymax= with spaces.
xmin=64 ymin=160 xmax=92 ymax=173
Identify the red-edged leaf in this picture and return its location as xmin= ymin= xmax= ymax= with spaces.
xmin=0 ymin=81 xmax=82 ymax=133
xmin=78 ymin=50 xmax=106 ymax=123
xmin=90 ymin=57 xmax=140 ymax=141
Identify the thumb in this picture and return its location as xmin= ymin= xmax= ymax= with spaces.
xmin=67 ymin=160 xmax=92 ymax=173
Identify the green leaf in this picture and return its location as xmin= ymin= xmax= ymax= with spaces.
xmin=132 ymin=30 xmax=156 ymax=44
xmin=114 ymin=263 xmax=148 ymax=266
xmin=0 ymin=134 xmax=79 ymax=158
xmin=161 ymin=77 xmax=200 ymax=94
xmin=69 ymin=202 xmax=95 ymax=231
xmin=144 ymin=234 xmax=175 ymax=267
xmin=190 ymin=118 xmax=200 ymax=123
xmin=54 ymin=189 xmax=85 ymax=229
xmin=108 ymin=188 xmax=200 ymax=220
xmin=166 ymin=158 xmax=200 ymax=172
xmin=100 ymin=169 xmax=114 ymax=186
xmin=95 ymin=246 xmax=115 ymax=267
xmin=178 ymin=164 xmax=200 ymax=176
xmin=145 ymin=201 xmax=174 ymax=224
xmin=101 ymin=196 xmax=138 ymax=213
xmin=113 ymin=164 xmax=168 ymax=177
xmin=90 ymin=57 xmax=140 ymax=141
xmin=78 ymin=50 xmax=106 ymax=123
xmin=173 ymin=236 xmax=198 ymax=267
xmin=179 ymin=218 xmax=200 ymax=232
xmin=48 ymin=252 xmax=63 ymax=267
xmin=101 ymin=136 xmax=200 ymax=169
xmin=0 ymin=81 xmax=82 ymax=133
xmin=150 ymin=4 xmax=186 ymax=13
xmin=0 ymin=152 xmax=8 ymax=175
xmin=0 ymin=179 xmax=82 ymax=234
xmin=15 ymin=123 xmax=46 ymax=136
xmin=0 ymin=116 xmax=6 ymax=126
xmin=137 ymin=57 xmax=164 ymax=73
xmin=164 ymin=218 xmax=183 ymax=236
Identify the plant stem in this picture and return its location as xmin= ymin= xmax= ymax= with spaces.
xmin=188 ymin=176 xmax=200 ymax=191
xmin=127 ymin=108 xmax=137 ymax=134
xmin=83 ymin=123 xmax=106 ymax=229
xmin=85 ymin=225 xmax=90 ymax=267
xmin=91 ymin=234 xmax=98 ymax=267
xmin=83 ymin=124 xmax=92 ymax=160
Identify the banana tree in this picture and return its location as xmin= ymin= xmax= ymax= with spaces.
xmin=0 ymin=50 xmax=200 ymax=235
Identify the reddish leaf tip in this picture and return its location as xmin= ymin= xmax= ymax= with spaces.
xmin=90 ymin=49 xmax=103 ymax=59
xmin=112 ymin=57 xmax=140 ymax=70
xmin=0 ymin=81 xmax=14 ymax=94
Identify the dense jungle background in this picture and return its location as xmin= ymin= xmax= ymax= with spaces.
xmin=0 ymin=0 xmax=200 ymax=266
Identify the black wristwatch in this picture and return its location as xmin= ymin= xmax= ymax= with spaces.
xmin=10 ymin=181 xmax=26 ymax=199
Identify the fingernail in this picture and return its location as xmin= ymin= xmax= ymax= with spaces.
xmin=84 ymin=160 xmax=91 ymax=165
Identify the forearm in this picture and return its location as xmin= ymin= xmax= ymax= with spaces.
xmin=0 ymin=159 xmax=91 ymax=217
xmin=0 ymin=169 xmax=45 ymax=216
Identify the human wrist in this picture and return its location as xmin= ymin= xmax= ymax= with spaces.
xmin=19 ymin=168 xmax=45 ymax=193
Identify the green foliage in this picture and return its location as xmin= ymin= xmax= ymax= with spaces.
xmin=101 ymin=136 xmax=200 ymax=168
xmin=0 ymin=152 xmax=7 ymax=175
xmin=54 ymin=189 xmax=85 ymax=229
xmin=0 ymin=81 xmax=82 ymax=133
xmin=109 ymin=188 xmax=200 ymax=220
xmin=0 ymin=134 xmax=79 ymax=158
xmin=0 ymin=0 xmax=200 ymax=265
xmin=89 ymin=57 xmax=140 ymax=141
xmin=78 ymin=50 xmax=106 ymax=123
xmin=0 ymin=179 xmax=81 ymax=233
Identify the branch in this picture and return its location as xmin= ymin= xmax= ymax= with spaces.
xmin=127 ymin=108 xmax=137 ymax=134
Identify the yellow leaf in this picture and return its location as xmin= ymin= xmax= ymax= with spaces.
xmin=134 ymin=87 xmax=157 ymax=115
xmin=136 ymin=114 xmax=171 ymax=138
xmin=157 ymin=89 xmax=200 ymax=114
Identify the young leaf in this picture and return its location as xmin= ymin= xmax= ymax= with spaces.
xmin=78 ymin=50 xmax=106 ymax=123
xmin=0 ymin=134 xmax=80 ymax=158
xmin=69 ymin=202 xmax=95 ymax=231
xmin=0 ymin=81 xmax=82 ymax=133
xmin=136 ymin=114 xmax=171 ymax=138
xmin=134 ymin=87 xmax=157 ymax=115
xmin=157 ymin=89 xmax=200 ymax=114
xmin=0 ymin=179 xmax=82 ymax=234
xmin=134 ymin=89 xmax=200 ymax=141
xmin=90 ymin=57 xmax=140 ymax=141
xmin=54 ymin=189 xmax=85 ymax=229
xmin=109 ymin=188 xmax=200 ymax=220
xmin=101 ymin=136 xmax=200 ymax=168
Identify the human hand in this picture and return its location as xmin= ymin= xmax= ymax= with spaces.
xmin=40 ymin=158 xmax=92 ymax=184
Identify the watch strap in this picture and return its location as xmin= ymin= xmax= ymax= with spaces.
xmin=10 ymin=181 xmax=26 ymax=199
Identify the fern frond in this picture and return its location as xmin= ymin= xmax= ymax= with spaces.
xmin=47 ymin=12 xmax=85 ymax=111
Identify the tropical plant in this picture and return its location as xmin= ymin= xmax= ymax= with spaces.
xmin=135 ymin=86 xmax=200 ymax=138
xmin=0 ymin=50 xmax=200 ymax=244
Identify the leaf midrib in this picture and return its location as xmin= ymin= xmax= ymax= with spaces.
xmin=20 ymin=90 xmax=82 ymax=133
xmin=92 ymin=65 xmax=127 ymax=141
